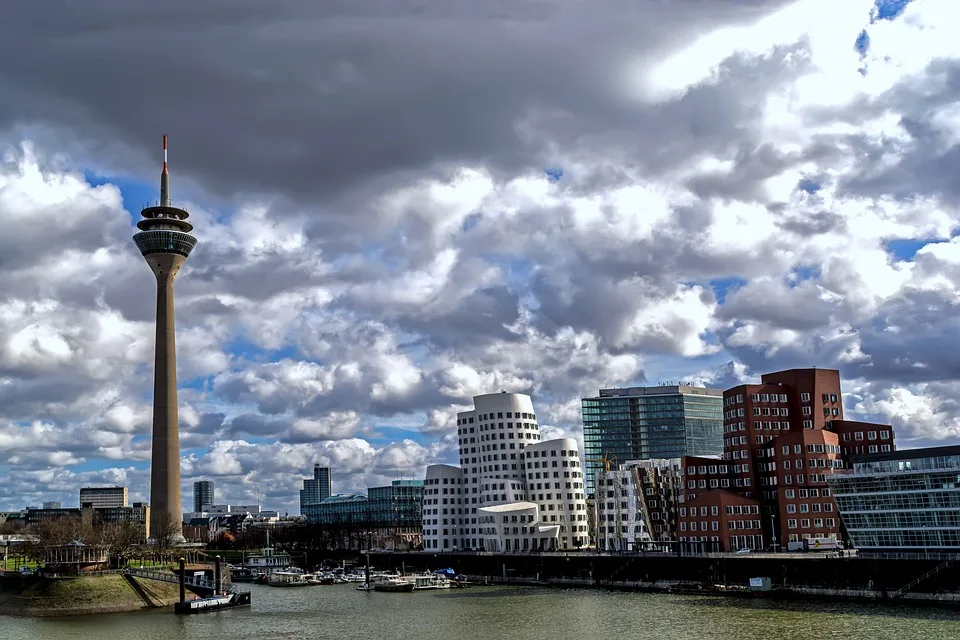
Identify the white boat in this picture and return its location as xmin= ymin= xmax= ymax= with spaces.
xmin=343 ymin=572 xmax=367 ymax=582
xmin=267 ymin=571 xmax=313 ymax=587
xmin=412 ymin=573 xmax=452 ymax=591
xmin=373 ymin=577 xmax=415 ymax=592
xmin=244 ymin=531 xmax=296 ymax=575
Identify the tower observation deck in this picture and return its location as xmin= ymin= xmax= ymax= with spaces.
xmin=133 ymin=135 xmax=197 ymax=544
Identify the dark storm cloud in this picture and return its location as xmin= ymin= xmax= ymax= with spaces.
xmin=846 ymin=288 xmax=960 ymax=384
xmin=0 ymin=0 xmax=796 ymax=207
xmin=388 ymin=286 xmax=524 ymax=350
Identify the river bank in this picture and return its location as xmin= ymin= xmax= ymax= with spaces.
xmin=0 ymin=574 xmax=182 ymax=617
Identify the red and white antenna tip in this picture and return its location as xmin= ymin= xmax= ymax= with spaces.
xmin=162 ymin=134 xmax=168 ymax=171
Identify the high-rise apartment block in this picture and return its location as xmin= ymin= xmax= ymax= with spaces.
xmin=299 ymin=465 xmax=332 ymax=514
xmin=79 ymin=486 xmax=128 ymax=509
xmin=582 ymin=385 xmax=723 ymax=495
xmin=677 ymin=368 xmax=895 ymax=552
xmin=422 ymin=392 xmax=589 ymax=552
xmin=193 ymin=480 xmax=214 ymax=513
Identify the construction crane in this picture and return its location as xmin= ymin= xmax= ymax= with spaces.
xmin=586 ymin=452 xmax=618 ymax=474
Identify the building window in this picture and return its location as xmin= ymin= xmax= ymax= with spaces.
xmin=801 ymin=393 xmax=811 ymax=402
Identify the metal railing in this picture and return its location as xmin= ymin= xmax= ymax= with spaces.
xmin=892 ymin=555 xmax=960 ymax=598
xmin=124 ymin=567 xmax=215 ymax=590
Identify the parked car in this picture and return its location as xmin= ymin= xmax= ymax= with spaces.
xmin=735 ymin=548 xmax=752 ymax=555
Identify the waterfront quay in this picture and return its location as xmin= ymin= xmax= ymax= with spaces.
xmin=370 ymin=551 xmax=960 ymax=604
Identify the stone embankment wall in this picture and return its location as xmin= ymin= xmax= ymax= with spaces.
xmin=0 ymin=574 xmax=182 ymax=617
xmin=371 ymin=552 xmax=960 ymax=604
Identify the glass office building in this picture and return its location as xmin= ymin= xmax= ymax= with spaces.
xmin=304 ymin=480 xmax=424 ymax=527
xmin=582 ymin=385 xmax=724 ymax=495
xmin=828 ymin=445 xmax=960 ymax=550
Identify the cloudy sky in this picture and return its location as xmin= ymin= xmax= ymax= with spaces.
xmin=1 ymin=0 xmax=957 ymax=513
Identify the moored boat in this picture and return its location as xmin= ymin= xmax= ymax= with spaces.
xmin=373 ymin=577 xmax=415 ymax=592
xmin=412 ymin=573 xmax=452 ymax=591
xmin=174 ymin=591 xmax=252 ymax=614
xmin=267 ymin=571 xmax=313 ymax=587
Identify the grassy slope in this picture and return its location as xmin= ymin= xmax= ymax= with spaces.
xmin=0 ymin=575 xmax=182 ymax=617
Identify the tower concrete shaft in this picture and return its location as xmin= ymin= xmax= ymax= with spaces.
xmin=133 ymin=135 xmax=197 ymax=544
xmin=148 ymin=254 xmax=186 ymax=541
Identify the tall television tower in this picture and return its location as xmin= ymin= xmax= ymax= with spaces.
xmin=133 ymin=135 xmax=197 ymax=543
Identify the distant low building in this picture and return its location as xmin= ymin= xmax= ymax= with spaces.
xmin=232 ymin=504 xmax=261 ymax=514
xmin=24 ymin=504 xmax=150 ymax=542
xmin=79 ymin=486 xmax=128 ymax=509
xmin=304 ymin=480 xmax=424 ymax=550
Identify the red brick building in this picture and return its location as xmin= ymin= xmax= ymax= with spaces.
xmin=676 ymin=368 xmax=895 ymax=552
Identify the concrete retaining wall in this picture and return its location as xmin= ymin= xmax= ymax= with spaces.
xmin=370 ymin=552 xmax=960 ymax=604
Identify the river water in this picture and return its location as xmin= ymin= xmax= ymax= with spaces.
xmin=3 ymin=584 xmax=960 ymax=640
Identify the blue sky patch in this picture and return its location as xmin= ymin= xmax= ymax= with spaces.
xmin=83 ymin=170 xmax=156 ymax=225
xmin=854 ymin=29 xmax=870 ymax=57
xmin=544 ymin=167 xmax=564 ymax=183
xmin=885 ymin=238 xmax=934 ymax=261
xmin=797 ymin=176 xmax=823 ymax=194
xmin=367 ymin=425 xmax=428 ymax=446
xmin=791 ymin=265 xmax=821 ymax=284
xmin=707 ymin=277 xmax=746 ymax=304
xmin=871 ymin=0 xmax=913 ymax=22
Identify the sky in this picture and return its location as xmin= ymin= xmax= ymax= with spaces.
xmin=2 ymin=0 xmax=960 ymax=513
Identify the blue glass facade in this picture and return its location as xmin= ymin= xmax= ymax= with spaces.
xmin=582 ymin=386 xmax=723 ymax=495
xmin=828 ymin=446 xmax=960 ymax=550
xmin=303 ymin=480 xmax=424 ymax=528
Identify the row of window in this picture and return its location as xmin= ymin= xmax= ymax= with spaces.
xmin=458 ymin=411 xmax=536 ymax=426
xmin=785 ymin=502 xmax=834 ymax=514
xmin=787 ymin=518 xmax=836 ymax=529
xmin=725 ymin=393 xmax=790 ymax=406
xmin=681 ymin=504 xmax=761 ymax=517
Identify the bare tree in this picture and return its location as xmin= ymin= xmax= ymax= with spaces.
xmin=99 ymin=521 xmax=144 ymax=569
xmin=152 ymin=511 xmax=180 ymax=562
xmin=0 ymin=519 xmax=25 ymax=535
xmin=22 ymin=516 xmax=94 ymax=565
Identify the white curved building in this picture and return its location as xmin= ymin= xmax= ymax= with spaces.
xmin=422 ymin=464 xmax=463 ymax=552
xmin=423 ymin=392 xmax=588 ymax=552
xmin=522 ymin=437 xmax=589 ymax=549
